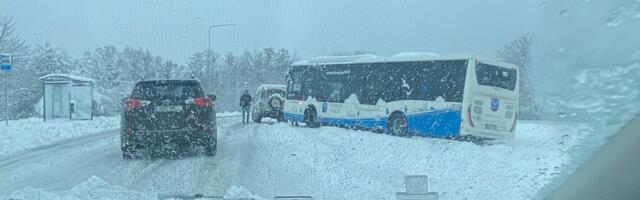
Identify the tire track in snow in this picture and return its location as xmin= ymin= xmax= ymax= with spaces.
xmin=0 ymin=129 xmax=116 ymax=168
xmin=0 ymin=116 xmax=245 ymax=195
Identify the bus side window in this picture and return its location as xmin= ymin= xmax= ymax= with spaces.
xmin=327 ymin=82 xmax=343 ymax=102
xmin=363 ymin=64 xmax=385 ymax=105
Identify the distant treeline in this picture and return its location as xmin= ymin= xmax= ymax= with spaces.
xmin=0 ymin=16 xmax=297 ymax=119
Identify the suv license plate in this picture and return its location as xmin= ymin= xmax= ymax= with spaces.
xmin=156 ymin=105 xmax=183 ymax=112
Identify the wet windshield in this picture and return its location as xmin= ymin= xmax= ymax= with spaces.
xmin=0 ymin=1 xmax=638 ymax=200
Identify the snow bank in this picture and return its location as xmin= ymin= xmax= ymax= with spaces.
xmin=1 ymin=179 xmax=270 ymax=200
xmin=392 ymin=51 xmax=440 ymax=57
xmin=0 ymin=118 xmax=592 ymax=199
xmin=0 ymin=117 xmax=119 ymax=157
xmin=237 ymin=121 xmax=592 ymax=199
xmin=218 ymin=111 xmax=242 ymax=117
xmin=0 ymin=176 xmax=155 ymax=200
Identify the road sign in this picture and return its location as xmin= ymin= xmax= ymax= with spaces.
xmin=0 ymin=53 xmax=11 ymax=70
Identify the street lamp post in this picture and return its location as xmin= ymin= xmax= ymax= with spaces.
xmin=207 ymin=23 xmax=236 ymax=94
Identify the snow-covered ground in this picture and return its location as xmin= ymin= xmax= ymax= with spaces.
xmin=0 ymin=117 xmax=119 ymax=157
xmin=0 ymin=111 xmax=240 ymax=157
xmin=0 ymin=117 xmax=592 ymax=200
xmin=217 ymin=111 xmax=242 ymax=117
xmin=230 ymin=120 xmax=593 ymax=199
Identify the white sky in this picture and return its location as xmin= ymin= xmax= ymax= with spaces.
xmin=0 ymin=0 xmax=541 ymax=64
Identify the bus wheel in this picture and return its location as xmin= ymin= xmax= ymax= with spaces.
xmin=388 ymin=112 xmax=408 ymax=136
xmin=304 ymin=106 xmax=319 ymax=128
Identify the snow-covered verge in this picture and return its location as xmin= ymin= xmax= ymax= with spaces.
xmin=235 ymin=121 xmax=593 ymax=199
xmin=0 ymin=176 xmax=155 ymax=200
xmin=217 ymin=111 xmax=242 ymax=117
xmin=0 ymin=176 xmax=269 ymax=200
xmin=0 ymin=119 xmax=592 ymax=200
xmin=0 ymin=117 xmax=119 ymax=157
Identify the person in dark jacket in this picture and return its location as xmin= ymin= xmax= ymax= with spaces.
xmin=240 ymin=90 xmax=252 ymax=123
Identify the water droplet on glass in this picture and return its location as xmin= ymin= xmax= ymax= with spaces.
xmin=538 ymin=2 xmax=545 ymax=8
xmin=560 ymin=9 xmax=568 ymax=16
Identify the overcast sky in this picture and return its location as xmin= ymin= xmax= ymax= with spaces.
xmin=0 ymin=0 xmax=541 ymax=64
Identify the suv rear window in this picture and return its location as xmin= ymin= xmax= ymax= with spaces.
xmin=131 ymin=80 xmax=204 ymax=100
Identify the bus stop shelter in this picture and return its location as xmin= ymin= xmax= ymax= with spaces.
xmin=40 ymin=74 xmax=94 ymax=121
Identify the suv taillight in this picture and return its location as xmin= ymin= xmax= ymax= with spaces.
xmin=194 ymin=97 xmax=212 ymax=107
xmin=124 ymin=98 xmax=141 ymax=111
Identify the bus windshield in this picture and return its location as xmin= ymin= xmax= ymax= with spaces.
xmin=475 ymin=63 xmax=517 ymax=91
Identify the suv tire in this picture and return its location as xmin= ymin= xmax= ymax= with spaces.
xmin=253 ymin=113 xmax=262 ymax=123
xmin=204 ymin=140 xmax=217 ymax=156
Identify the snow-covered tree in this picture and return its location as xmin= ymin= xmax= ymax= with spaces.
xmin=32 ymin=42 xmax=71 ymax=76
xmin=497 ymin=34 xmax=539 ymax=120
xmin=0 ymin=16 xmax=40 ymax=119
xmin=187 ymin=50 xmax=219 ymax=93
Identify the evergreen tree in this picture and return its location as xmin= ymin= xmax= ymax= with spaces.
xmin=497 ymin=34 xmax=539 ymax=119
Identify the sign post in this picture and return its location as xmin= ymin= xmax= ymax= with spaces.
xmin=0 ymin=53 xmax=12 ymax=127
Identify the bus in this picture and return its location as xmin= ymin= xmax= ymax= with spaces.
xmin=283 ymin=54 xmax=519 ymax=139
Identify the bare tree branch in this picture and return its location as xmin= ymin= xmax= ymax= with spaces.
xmin=0 ymin=16 xmax=16 ymax=44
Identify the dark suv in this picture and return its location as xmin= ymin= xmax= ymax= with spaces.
xmin=121 ymin=79 xmax=217 ymax=159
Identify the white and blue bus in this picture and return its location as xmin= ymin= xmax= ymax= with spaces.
xmin=283 ymin=54 xmax=519 ymax=139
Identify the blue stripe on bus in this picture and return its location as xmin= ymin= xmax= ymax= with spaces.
xmin=284 ymin=112 xmax=304 ymax=122
xmin=284 ymin=109 xmax=462 ymax=137
xmin=406 ymin=109 xmax=461 ymax=137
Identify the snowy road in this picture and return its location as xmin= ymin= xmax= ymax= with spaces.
xmin=0 ymin=117 xmax=246 ymax=198
xmin=0 ymin=117 xmax=593 ymax=199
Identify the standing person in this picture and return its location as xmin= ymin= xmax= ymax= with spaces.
xmin=239 ymin=90 xmax=252 ymax=123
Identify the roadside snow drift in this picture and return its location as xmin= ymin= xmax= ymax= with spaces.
xmin=0 ymin=118 xmax=592 ymax=200
xmin=233 ymin=121 xmax=592 ymax=199
xmin=0 ymin=117 xmax=119 ymax=157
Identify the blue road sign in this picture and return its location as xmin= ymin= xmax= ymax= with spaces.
xmin=0 ymin=54 xmax=11 ymax=70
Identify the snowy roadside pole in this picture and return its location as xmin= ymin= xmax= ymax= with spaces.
xmin=396 ymin=175 xmax=438 ymax=200
xmin=0 ymin=53 xmax=11 ymax=127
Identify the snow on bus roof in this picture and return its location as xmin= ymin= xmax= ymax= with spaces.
xmin=291 ymin=52 xmax=516 ymax=68
xmin=391 ymin=52 xmax=440 ymax=57
xmin=39 ymin=74 xmax=95 ymax=83
xmin=292 ymin=54 xmax=378 ymax=66
xmin=140 ymin=78 xmax=200 ymax=82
